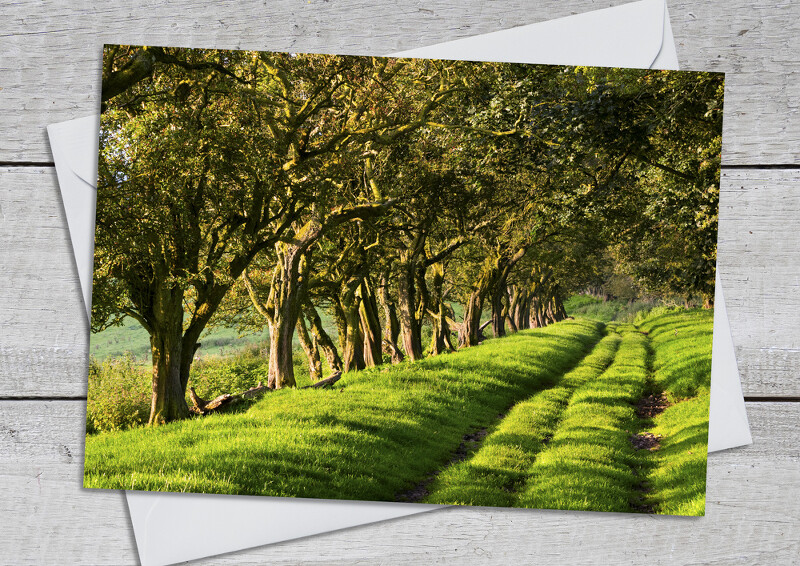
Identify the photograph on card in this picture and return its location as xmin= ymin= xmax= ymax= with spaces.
xmin=85 ymin=45 xmax=723 ymax=516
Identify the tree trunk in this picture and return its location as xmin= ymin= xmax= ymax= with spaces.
xmin=358 ymin=278 xmax=383 ymax=367
xmin=397 ymin=267 xmax=423 ymax=360
xmin=304 ymin=304 xmax=343 ymax=373
xmin=505 ymin=285 xmax=519 ymax=334
xmin=490 ymin=285 xmax=506 ymax=338
xmin=333 ymin=301 xmax=349 ymax=360
xmin=148 ymin=287 xmax=190 ymax=425
xmin=460 ymin=286 xmax=485 ymax=347
xmin=340 ymin=281 xmax=366 ymax=372
xmin=266 ymin=245 xmax=304 ymax=389
xmin=377 ymin=273 xmax=404 ymax=364
xmin=512 ymin=286 xmax=529 ymax=331
xmin=428 ymin=262 xmax=454 ymax=356
xmin=296 ymin=313 xmax=322 ymax=382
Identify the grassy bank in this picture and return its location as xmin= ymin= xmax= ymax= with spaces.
xmin=84 ymin=319 xmax=603 ymax=499
xmin=638 ymin=308 xmax=712 ymax=515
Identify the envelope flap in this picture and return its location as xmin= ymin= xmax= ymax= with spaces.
xmin=393 ymin=0 xmax=666 ymax=69
xmin=49 ymin=115 xmax=100 ymax=187
xmin=47 ymin=116 xmax=99 ymax=317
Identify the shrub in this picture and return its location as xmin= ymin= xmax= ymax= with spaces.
xmin=86 ymin=354 xmax=151 ymax=434
xmin=188 ymin=346 xmax=271 ymax=400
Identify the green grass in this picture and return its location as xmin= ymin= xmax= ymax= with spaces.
xmin=637 ymin=307 xmax=711 ymax=515
xmin=84 ymin=308 xmax=712 ymax=515
xmin=84 ymin=318 xmax=604 ymax=500
xmin=516 ymin=327 xmax=651 ymax=512
xmin=645 ymin=396 xmax=709 ymax=515
xmin=423 ymin=329 xmax=622 ymax=507
xmin=565 ymin=295 xmax=659 ymax=324
xmin=638 ymin=307 xmax=713 ymax=400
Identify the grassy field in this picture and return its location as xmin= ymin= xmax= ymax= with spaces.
xmin=84 ymin=319 xmax=604 ymax=499
xmin=83 ymin=307 xmax=711 ymax=515
xmin=90 ymin=317 xmax=273 ymax=362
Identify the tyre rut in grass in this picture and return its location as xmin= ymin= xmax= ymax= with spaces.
xmin=85 ymin=319 xmax=606 ymax=499
xmin=635 ymin=309 xmax=713 ymax=516
xmin=514 ymin=325 xmax=652 ymax=513
xmin=397 ymin=322 xmax=610 ymax=504
xmin=420 ymin=325 xmax=624 ymax=507
xmin=408 ymin=310 xmax=712 ymax=514
xmin=628 ymin=335 xmax=666 ymax=514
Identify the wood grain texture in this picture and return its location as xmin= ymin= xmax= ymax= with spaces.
xmin=1 ymin=1 xmax=799 ymax=564
xmin=717 ymin=169 xmax=800 ymax=397
xmin=0 ymin=0 xmax=798 ymax=165
xmin=0 ymin=168 xmax=90 ymax=397
xmin=1 ymin=400 xmax=797 ymax=565
xmin=3 ymin=167 xmax=798 ymax=397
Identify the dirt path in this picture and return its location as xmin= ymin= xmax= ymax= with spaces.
xmin=628 ymin=333 xmax=670 ymax=513
xmin=396 ymin=426 xmax=491 ymax=503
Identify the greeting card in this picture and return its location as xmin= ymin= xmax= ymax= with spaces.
xmin=84 ymin=45 xmax=723 ymax=516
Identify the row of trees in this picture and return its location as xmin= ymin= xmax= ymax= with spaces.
xmin=95 ymin=46 xmax=723 ymax=424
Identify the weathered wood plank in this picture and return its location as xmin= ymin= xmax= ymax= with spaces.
xmin=3 ymin=167 xmax=798 ymax=397
xmin=0 ymin=168 xmax=90 ymax=397
xmin=0 ymin=400 xmax=797 ymax=564
xmin=717 ymin=169 xmax=800 ymax=396
xmin=0 ymin=0 xmax=798 ymax=164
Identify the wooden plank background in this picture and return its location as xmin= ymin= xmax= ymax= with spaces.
xmin=0 ymin=0 xmax=798 ymax=563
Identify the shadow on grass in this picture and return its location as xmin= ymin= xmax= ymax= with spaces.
xmin=84 ymin=319 xmax=606 ymax=503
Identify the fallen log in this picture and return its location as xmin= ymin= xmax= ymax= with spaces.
xmin=189 ymin=381 xmax=271 ymax=415
xmin=477 ymin=319 xmax=492 ymax=343
xmin=301 ymin=371 xmax=342 ymax=390
xmin=241 ymin=382 xmax=270 ymax=399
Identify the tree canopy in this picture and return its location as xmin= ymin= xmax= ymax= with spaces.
xmin=96 ymin=45 xmax=724 ymax=424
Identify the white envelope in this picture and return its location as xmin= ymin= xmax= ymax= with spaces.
xmin=48 ymin=1 xmax=751 ymax=564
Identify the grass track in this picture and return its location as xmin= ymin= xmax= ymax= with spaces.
xmin=423 ymin=329 xmax=623 ymax=506
xmin=84 ymin=309 xmax=711 ymax=515
xmin=84 ymin=319 xmax=604 ymax=500
xmin=638 ymin=308 xmax=712 ymax=515
xmin=516 ymin=327 xmax=651 ymax=512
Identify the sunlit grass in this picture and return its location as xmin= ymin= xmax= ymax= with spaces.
xmin=84 ymin=309 xmax=711 ymax=515
xmin=645 ymin=395 xmax=709 ymax=515
xmin=638 ymin=307 xmax=713 ymax=400
xmin=423 ymin=328 xmax=622 ymax=507
xmin=638 ymin=308 xmax=711 ymax=515
xmin=84 ymin=319 xmax=604 ymax=500
xmin=516 ymin=327 xmax=650 ymax=512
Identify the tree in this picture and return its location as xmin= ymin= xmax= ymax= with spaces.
xmin=95 ymin=49 xmax=300 ymax=423
xmin=96 ymin=49 xmax=461 ymax=421
xmin=95 ymin=49 xmax=724 ymax=425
